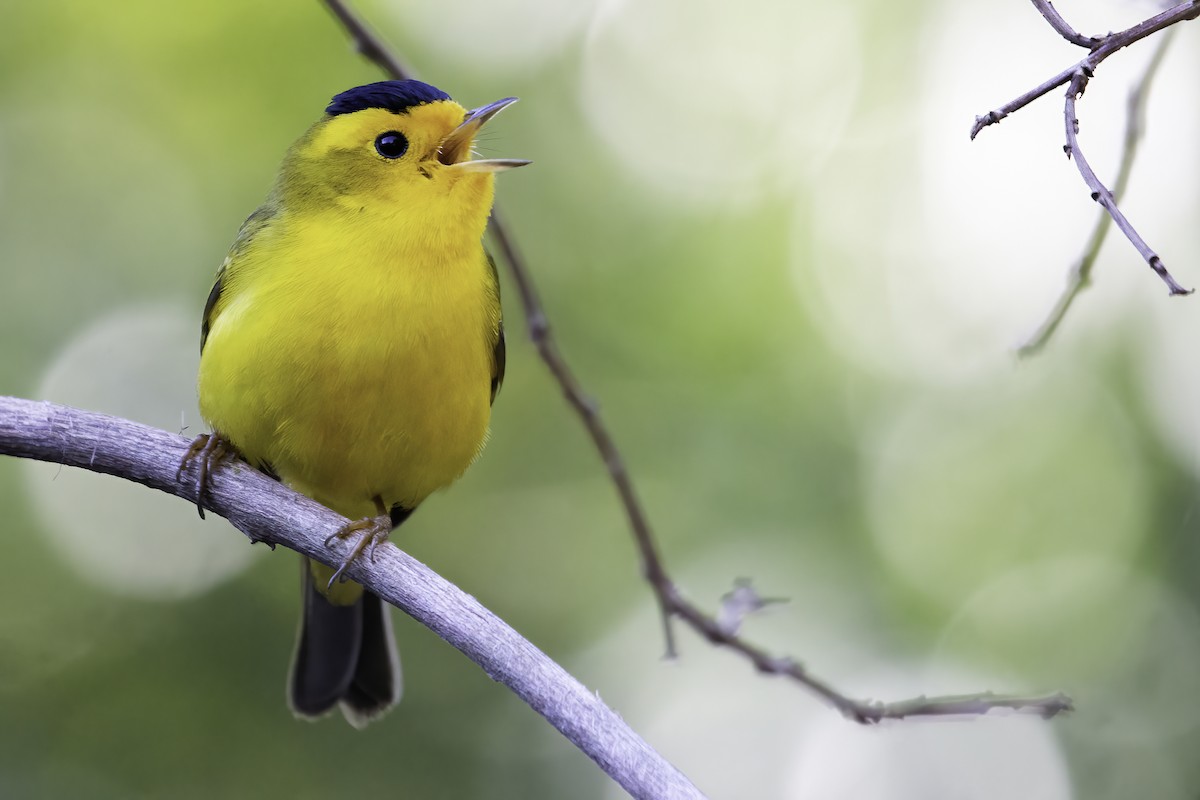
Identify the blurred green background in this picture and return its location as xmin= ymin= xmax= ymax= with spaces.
xmin=3 ymin=0 xmax=1200 ymax=797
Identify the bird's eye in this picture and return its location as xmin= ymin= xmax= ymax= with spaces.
xmin=374 ymin=131 xmax=409 ymax=159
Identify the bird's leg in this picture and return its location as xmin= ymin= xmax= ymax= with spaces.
xmin=176 ymin=432 xmax=238 ymax=520
xmin=324 ymin=495 xmax=392 ymax=589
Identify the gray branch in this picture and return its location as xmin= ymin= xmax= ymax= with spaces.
xmin=970 ymin=0 xmax=1200 ymax=140
xmin=0 ymin=396 xmax=705 ymax=800
xmin=1018 ymin=31 xmax=1179 ymax=356
xmin=1061 ymin=68 xmax=1190 ymax=296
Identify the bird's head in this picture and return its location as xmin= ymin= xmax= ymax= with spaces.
xmin=279 ymin=80 xmax=528 ymax=231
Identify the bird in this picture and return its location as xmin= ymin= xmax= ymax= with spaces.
xmin=178 ymin=79 xmax=527 ymax=727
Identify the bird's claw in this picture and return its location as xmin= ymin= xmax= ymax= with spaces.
xmin=324 ymin=514 xmax=392 ymax=590
xmin=176 ymin=433 xmax=236 ymax=519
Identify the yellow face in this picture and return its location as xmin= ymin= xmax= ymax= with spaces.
xmin=282 ymin=100 xmax=504 ymax=221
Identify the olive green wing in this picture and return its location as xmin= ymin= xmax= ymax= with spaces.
xmin=487 ymin=251 xmax=506 ymax=405
xmin=491 ymin=323 xmax=506 ymax=406
xmin=199 ymin=270 xmax=225 ymax=354
xmin=200 ymin=204 xmax=277 ymax=354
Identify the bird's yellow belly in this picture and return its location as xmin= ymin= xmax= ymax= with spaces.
xmin=198 ymin=250 xmax=494 ymax=519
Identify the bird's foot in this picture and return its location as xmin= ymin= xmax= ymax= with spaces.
xmin=324 ymin=500 xmax=392 ymax=589
xmin=176 ymin=432 xmax=237 ymax=520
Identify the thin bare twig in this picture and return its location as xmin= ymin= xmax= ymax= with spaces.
xmin=1062 ymin=66 xmax=1191 ymax=297
xmin=1019 ymin=31 xmax=1176 ymax=356
xmin=322 ymin=0 xmax=412 ymax=79
xmin=973 ymin=0 xmax=1195 ymax=349
xmin=319 ymin=0 xmax=1074 ymax=724
xmin=1031 ymin=0 xmax=1101 ymax=48
xmin=486 ymin=207 xmax=679 ymax=656
xmin=970 ymin=0 xmax=1200 ymax=139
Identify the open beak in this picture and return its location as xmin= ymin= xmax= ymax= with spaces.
xmin=438 ymin=97 xmax=530 ymax=173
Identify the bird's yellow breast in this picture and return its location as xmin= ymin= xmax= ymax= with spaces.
xmin=198 ymin=205 xmax=499 ymax=519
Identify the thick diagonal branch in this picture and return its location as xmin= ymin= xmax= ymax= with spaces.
xmin=0 ymin=396 xmax=705 ymax=800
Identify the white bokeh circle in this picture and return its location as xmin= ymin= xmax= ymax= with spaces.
xmin=383 ymin=0 xmax=600 ymax=72
xmin=582 ymin=0 xmax=861 ymax=207
xmin=787 ymin=671 xmax=1072 ymax=800
xmin=938 ymin=558 xmax=1200 ymax=751
xmin=865 ymin=371 xmax=1148 ymax=611
xmin=1140 ymin=300 xmax=1200 ymax=480
xmin=24 ymin=302 xmax=259 ymax=600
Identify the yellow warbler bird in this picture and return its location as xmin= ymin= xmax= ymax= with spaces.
xmin=180 ymin=80 xmax=527 ymax=726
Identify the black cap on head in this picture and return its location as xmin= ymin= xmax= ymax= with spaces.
xmin=325 ymin=80 xmax=452 ymax=117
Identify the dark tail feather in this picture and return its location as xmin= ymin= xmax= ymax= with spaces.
xmin=288 ymin=558 xmax=402 ymax=727
xmin=339 ymin=590 xmax=402 ymax=728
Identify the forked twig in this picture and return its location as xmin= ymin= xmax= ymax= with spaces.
xmin=973 ymin=0 xmax=1197 ymax=351
xmin=1018 ymin=31 xmax=1176 ymax=356
xmin=320 ymin=0 xmax=1073 ymax=723
xmin=971 ymin=1 xmax=1200 ymax=141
